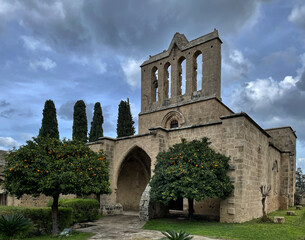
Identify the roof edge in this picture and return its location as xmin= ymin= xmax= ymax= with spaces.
xmin=141 ymin=29 xmax=221 ymax=67
xmin=265 ymin=126 xmax=297 ymax=139
xmin=220 ymin=112 xmax=271 ymax=138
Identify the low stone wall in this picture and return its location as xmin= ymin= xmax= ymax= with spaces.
xmin=101 ymin=204 xmax=123 ymax=215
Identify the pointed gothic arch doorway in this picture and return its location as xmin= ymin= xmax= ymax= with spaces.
xmin=117 ymin=146 xmax=151 ymax=211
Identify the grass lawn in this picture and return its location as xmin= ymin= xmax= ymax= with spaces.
xmin=143 ymin=206 xmax=305 ymax=240
xmin=22 ymin=231 xmax=94 ymax=240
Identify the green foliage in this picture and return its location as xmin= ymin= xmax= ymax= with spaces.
xmin=23 ymin=207 xmax=72 ymax=235
xmin=48 ymin=198 xmax=100 ymax=223
xmin=150 ymin=138 xmax=234 ymax=204
xmin=73 ymin=100 xmax=88 ymax=142
xmin=116 ymin=99 xmax=135 ymax=137
xmin=3 ymin=137 xmax=111 ymax=235
xmin=0 ymin=213 xmax=35 ymax=239
xmin=22 ymin=231 xmax=94 ymax=240
xmin=39 ymin=99 xmax=59 ymax=139
xmin=4 ymin=137 xmax=111 ymax=198
xmin=162 ymin=229 xmax=193 ymax=240
xmin=89 ymin=102 xmax=104 ymax=142
xmin=295 ymin=168 xmax=305 ymax=205
xmin=0 ymin=206 xmax=73 ymax=236
xmin=296 ymin=168 xmax=305 ymax=194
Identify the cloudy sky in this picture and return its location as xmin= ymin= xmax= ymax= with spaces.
xmin=0 ymin=0 xmax=305 ymax=170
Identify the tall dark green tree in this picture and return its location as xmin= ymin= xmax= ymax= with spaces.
xmin=296 ymin=167 xmax=305 ymax=194
xmin=72 ymin=100 xmax=88 ymax=142
xmin=89 ymin=102 xmax=104 ymax=142
xmin=116 ymin=99 xmax=135 ymax=137
xmin=295 ymin=168 xmax=305 ymax=204
xmin=39 ymin=99 xmax=59 ymax=139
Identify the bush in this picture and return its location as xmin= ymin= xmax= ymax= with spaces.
xmin=0 ymin=206 xmax=72 ymax=235
xmin=0 ymin=213 xmax=35 ymax=239
xmin=162 ymin=229 xmax=193 ymax=240
xmin=48 ymin=198 xmax=100 ymax=223
xmin=295 ymin=189 xmax=303 ymax=205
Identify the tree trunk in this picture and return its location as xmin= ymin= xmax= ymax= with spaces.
xmin=188 ymin=198 xmax=194 ymax=221
xmin=52 ymin=194 xmax=60 ymax=236
xmin=262 ymin=197 xmax=266 ymax=218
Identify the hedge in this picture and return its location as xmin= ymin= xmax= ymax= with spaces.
xmin=0 ymin=206 xmax=72 ymax=235
xmin=48 ymin=198 xmax=100 ymax=223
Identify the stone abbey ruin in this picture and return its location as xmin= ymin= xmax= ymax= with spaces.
xmin=89 ymin=29 xmax=296 ymax=223
xmin=0 ymin=29 xmax=296 ymax=223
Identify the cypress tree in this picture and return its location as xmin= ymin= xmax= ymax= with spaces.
xmin=116 ymin=98 xmax=135 ymax=137
xmin=89 ymin=102 xmax=104 ymax=142
xmin=39 ymin=99 xmax=59 ymax=139
xmin=72 ymin=100 xmax=88 ymax=142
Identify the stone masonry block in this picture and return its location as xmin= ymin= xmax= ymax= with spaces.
xmin=227 ymin=208 xmax=235 ymax=215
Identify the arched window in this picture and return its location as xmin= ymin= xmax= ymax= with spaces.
xmin=194 ymin=51 xmax=203 ymax=91
xmin=161 ymin=111 xmax=185 ymax=129
xmin=170 ymin=119 xmax=178 ymax=128
xmin=164 ymin=62 xmax=171 ymax=98
xmin=151 ymin=67 xmax=158 ymax=102
xmin=178 ymin=56 xmax=186 ymax=95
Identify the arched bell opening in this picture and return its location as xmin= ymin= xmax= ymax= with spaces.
xmin=117 ymin=146 xmax=151 ymax=211
xmin=164 ymin=62 xmax=171 ymax=99
xmin=193 ymin=50 xmax=203 ymax=92
xmin=151 ymin=66 xmax=159 ymax=102
xmin=178 ymin=56 xmax=186 ymax=96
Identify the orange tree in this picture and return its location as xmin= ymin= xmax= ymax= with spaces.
xmin=3 ymin=137 xmax=111 ymax=236
xmin=150 ymin=137 xmax=233 ymax=220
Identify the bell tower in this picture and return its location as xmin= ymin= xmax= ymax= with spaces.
xmin=140 ymin=29 xmax=222 ymax=113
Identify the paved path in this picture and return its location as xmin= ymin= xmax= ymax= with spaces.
xmin=77 ymin=212 xmax=224 ymax=240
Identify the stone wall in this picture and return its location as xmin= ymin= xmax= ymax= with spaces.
xmin=7 ymin=194 xmax=51 ymax=207
xmin=266 ymin=127 xmax=296 ymax=206
xmin=138 ymin=97 xmax=232 ymax=134
xmin=88 ymin=30 xmax=296 ymax=223
xmin=90 ymin=109 xmax=296 ymax=223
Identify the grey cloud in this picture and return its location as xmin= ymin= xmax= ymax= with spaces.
xmin=296 ymin=70 xmax=305 ymax=91
xmin=2 ymin=0 xmax=264 ymax=58
xmin=86 ymin=103 xmax=94 ymax=126
xmin=0 ymin=100 xmax=10 ymax=108
xmin=101 ymin=105 xmax=117 ymax=137
xmin=0 ymin=137 xmax=20 ymax=150
xmin=289 ymin=4 xmax=305 ymax=31
xmin=222 ymin=47 xmax=253 ymax=84
xmin=262 ymin=48 xmax=298 ymax=67
xmin=231 ymin=77 xmax=305 ymax=141
xmin=0 ymin=109 xmax=15 ymax=118
xmin=58 ymin=101 xmax=74 ymax=120
xmin=59 ymin=100 xmax=94 ymax=127
xmin=17 ymin=109 xmax=36 ymax=118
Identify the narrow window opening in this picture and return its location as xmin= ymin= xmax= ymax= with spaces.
xmin=170 ymin=120 xmax=178 ymax=128
xmin=154 ymin=69 xmax=158 ymax=102
xmin=194 ymin=52 xmax=203 ymax=91
xmin=164 ymin=63 xmax=171 ymax=99
xmin=178 ymin=57 xmax=186 ymax=96
xmin=152 ymin=67 xmax=158 ymax=102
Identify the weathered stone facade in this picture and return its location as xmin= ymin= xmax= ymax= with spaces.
xmin=88 ymin=30 xmax=296 ymax=223
xmin=0 ymin=30 xmax=296 ymax=222
xmin=84 ymin=30 xmax=292 ymax=222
